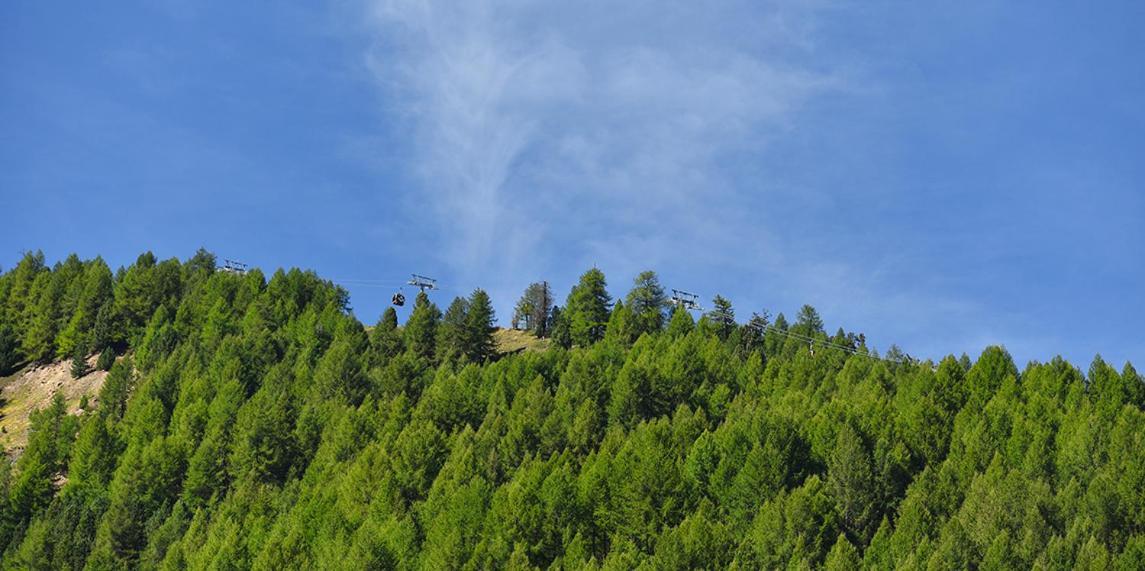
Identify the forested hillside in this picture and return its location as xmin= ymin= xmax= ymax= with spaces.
xmin=0 ymin=250 xmax=1142 ymax=569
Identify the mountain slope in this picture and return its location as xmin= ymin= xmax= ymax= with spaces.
xmin=0 ymin=250 xmax=1141 ymax=569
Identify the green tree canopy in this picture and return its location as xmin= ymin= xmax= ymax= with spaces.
xmin=513 ymin=281 xmax=554 ymax=338
xmin=405 ymin=291 xmax=442 ymax=362
xmin=464 ymin=289 xmax=496 ymax=363
xmin=564 ymin=268 xmax=611 ymax=347
xmin=626 ymin=270 xmax=667 ymax=337
xmin=704 ymin=295 xmax=736 ymax=340
xmin=0 ymin=249 xmax=1138 ymax=569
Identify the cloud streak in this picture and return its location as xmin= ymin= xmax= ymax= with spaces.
xmin=364 ymin=1 xmax=838 ymax=289
xmin=357 ymin=0 xmax=1028 ymax=364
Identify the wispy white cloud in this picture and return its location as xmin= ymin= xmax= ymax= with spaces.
xmin=356 ymin=0 xmax=1025 ymax=363
xmin=362 ymin=0 xmax=839 ymax=298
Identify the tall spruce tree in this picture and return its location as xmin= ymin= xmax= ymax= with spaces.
xmin=370 ymin=307 xmax=404 ymax=362
xmin=113 ymin=251 xmax=158 ymax=331
xmin=0 ymin=322 xmax=18 ymax=374
xmin=565 ymin=268 xmax=611 ymax=347
xmin=666 ymin=305 xmax=695 ymax=338
xmin=604 ymin=300 xmax=637 ymax=345
xmin=464 ymin=289 xmax=496 ymax=363
xmin=88 ymin=304 xmax=115 ymax=354
xmin=4 ymin=251 xmax=47 ymax=341
xmin=549 ymin=306 xmax=571 ymax=349
xmin=829 ymin=423 xmax=879 ymax=543
xmin=23 ymin=272 xmax=63 ymax=362
xmin=795 ymin=304 xmax=824 ymax=336
xmin=740 ymin=310 xmax=771 ymax=357
xmin=70 ymin=338 xmax=89 ymax=379
xmin=625 ymin=270 xmax=667 ymax=337
xmin=186 ymin=247 xmax=217 ymax=277
xmin=705 ymin=295 xmax=736 ymax=340
xmin=56 ymin=258 xmax=114 ymax=359
xmin=96 ymin=346 xmax=116 ymax=372
xmin=437 ymin=297 xmax=470 ymax=362
xmin=404 ymin=292 xmax=442 ymax=362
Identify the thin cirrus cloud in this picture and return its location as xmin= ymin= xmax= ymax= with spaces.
xmin=363 ymin=0 xmax=841 ymax=295
xmin=356 ymin=1 xmax=1060 ymax=365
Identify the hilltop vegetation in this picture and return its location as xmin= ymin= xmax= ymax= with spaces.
xmin=0 ymin=250 xmax=1142 ymax=569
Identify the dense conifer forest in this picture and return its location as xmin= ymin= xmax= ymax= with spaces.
xmin=0 ymin=249 xmax=1141 ymax=569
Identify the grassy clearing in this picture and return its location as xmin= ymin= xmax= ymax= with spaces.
xmin=493 ymin=328 xmax=552 ymax=355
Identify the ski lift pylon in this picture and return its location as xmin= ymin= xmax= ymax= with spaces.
xmin=408 ymin=274 xmax=438 ymax=293
xmin=668 ymin=289 xmax=702 ymax=312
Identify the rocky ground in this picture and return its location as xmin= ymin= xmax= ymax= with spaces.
xmin=0 ymin=356 xmax=107 ymax=458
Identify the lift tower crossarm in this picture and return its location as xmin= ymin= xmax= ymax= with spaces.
xmin=222 ymin=259 xmax=249 ymax=276
xmin=669 ymin=289 xmax=702 ymax=312
xmin=408 ymin=274 xmax=439 ymax=293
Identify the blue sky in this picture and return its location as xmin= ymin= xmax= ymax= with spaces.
xmin=2 ymin=1 xmax=1142 ymax=369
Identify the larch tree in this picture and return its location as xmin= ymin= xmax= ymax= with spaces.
xmin=405 ymin=292 xmax=442 ymax=362
xmin=437 ymin=296 xmax=470 ymax=362
xmin=666 ymin=305 xmax=695 ymax=338
xmin=70 ymin=337 xmax=89 ymax=379
xmin=56 ymin=258 xmax=114 ymax=358
xmin=625 ymin=271 xmax=667 ymax=337
xmin=549 ymin=306 xmax=571 ymax=349
xmin=23 ymin=272 xmax=63 ymax=362
xmin=0 ymin=322 xmax=19 ymax=374
xmin=371 ymin=307 xmax=404 ymax=363
xmin=464 ymin=289 xmax=496 ymax=363
xmin=705 ymin=295 xmax=736 ymax=340
xmin=565 ymin=269 xmax=611 ymax=347
xmin=513 ymin=282 xmax=553 ymax=338
xmin=794 ymin=304 xmax=824 ymax=336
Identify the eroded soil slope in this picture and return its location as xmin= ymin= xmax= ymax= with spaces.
xmin=0 ymin=356 xmax=107 ymax=457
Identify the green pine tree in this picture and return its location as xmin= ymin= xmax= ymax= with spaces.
xmin=0 ymin=321 xmax=19 ymax=374
xmin=513 ymin=282 xmax=553 ymax=337
xmin=704 ymin=295 xmax=736 ymax=340
xmin=828 ymin=423 xmax=879 ymax=543
xmin=604 ymin=300 xmax=637 ymax=345
xmin=794 ymin=304 xmax=824 ymax=336
xmin=438 ymin=296 xmax=470 ymax=362
xmin=23 ymin=272 xmax=64 ymax=362
xmin=565 ymin=268 xmax=611 ymax=347
xmin=464 ymin=289 xmax=496 ymax=363
xmin=371 ymin=306 xmax=404 ymax=363
xmin=70 ymin=338 xmax=90 ymax=379
xmin=55 ymin=258 xmax=114 ymax=359
xmin=824 ymin=533 xmax=861 ymax=571
xmin=625 ymin=270 xmax=667 ymax=337
xmin=549 ymin=306 xmax=571 ymax=348
xmin=405 ymin=292 xmax=442 ymax=362
xmin=666 ymin=305 xmax=695 ymax=338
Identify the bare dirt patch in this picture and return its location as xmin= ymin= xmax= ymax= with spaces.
xmin=0 ymin=356 xmax=107 ymax=457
